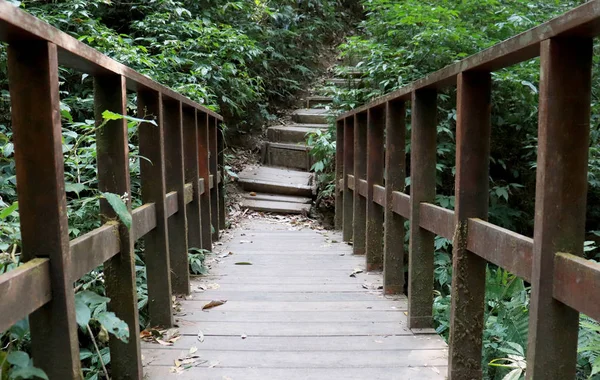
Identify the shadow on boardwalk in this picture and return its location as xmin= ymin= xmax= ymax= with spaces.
xmin=142 ymin=215 xmax=447 ymax=379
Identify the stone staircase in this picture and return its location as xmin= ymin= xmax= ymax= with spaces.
xmin=238 ymin=71 xmax=362 ymax=214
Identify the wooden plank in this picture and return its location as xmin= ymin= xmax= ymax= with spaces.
xmin=335 ymin=119 xmax=344 ymax=229
xmin=373 ymin=185 xmax=386 ymax=207
xmin=209 ymin=117 xmax=219 ymax=241
xmin=197 ymin=112 xmax=212 ymax=250
xmin=419 ymin=203 xmax=455 ymax=241
xmin=0 ymin=2 xmax=222 ymax=120
xmin=131 ymin=203 xmax=157 ymax=242
xmin=343 ymin=117 xmax=355 ymax=242
xmin=138 ymin=90 xmax=173 ymax=327
xmin=70 ymin=223 xmax=119 ymax=281
xmin=241 ymin=199 xmax=311 ymax=214
xmin=353 ymin=112 xmax=368 ymax=255
xmin=366 ymin=106 xmax=385 ymax=271
xmin=179 ymin=300 xmax=405 ymax=312
xmin=182 ymin=108 xmax=202 ymax=252
xmin=358 ymin=179 xmax=368 ymax=197
xmin=141 ymin=335 xmax=446 ymax=351
xmin=199 ymin=178 xmax=205 ymax=195
xmin=8 ymin=41 xmax=81 ymax=377
xmin=94 ymin=74 xmax=143 ymax=378
xmin=408 ymin=89 xmax=437 ymax=329
xmin=143 ymin=348 xmax=446 ymax=367
xmin=0 ymin=259 xmax=51 ymax=333
xmin=526 ymin=37 xmax=593 ymax=379
xmin=180 ymin=291 xmax=395 ymax=302
xmin=177 ymin=310 xmax=405 ymax=323
xmin=384 ymin=100 xmax=407 ymax=294
xmin=217 ymin=124 xmax=226 ymax=230
xmin=467 ymin=219 xmax=532 ymax=282
xmin=336 ymin=1 xmax=600 ymax=121
xmin=164 ymin=100 xmax=189 ymax=294
xmin=347 ymin=174 xmax=355 ymax=190
xmin=391 ymin=191 xmax=410 ymax=219
xmin=174 ymin=321 xmax=413 ymax=336
xmin=448 ymin=71 xmax=491 ymax=380
xmin=142 ymin=367 xmax=447 ymax=380
xmin=553 ymin=253 xmax=600 ymax=323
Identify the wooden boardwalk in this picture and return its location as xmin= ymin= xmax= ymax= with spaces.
xmin=142 ymin=217 xmax=447 ymax=379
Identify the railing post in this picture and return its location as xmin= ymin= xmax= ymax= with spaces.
xmin=209 ymin=117 xmax=219 ymax=241
xmin=353 ymin=112 xmax=368 ymax=255
xmin=383 ymin=100 xmax=406 ymax=294
xmin=408 ymin=89 xmax=437 ymax=329
xmin=448 ymin=71 xmax=492 ymax=379
xmin=197 ymin=112 xmax=212 ymax=250
xmin=343 ymin=117 xmax=355 ymax=242
xmin=218 ymin=122 xmax=226 ymax=230
xmin=366 ymin=107 xmax=385 ymax=270
xmin=335 ymin=119 xmax=344 ymax=230
xmin=163 ymin=99 xmax=190 ymax=294
xmin=8 ymin=41 xmax=81 ymax=379
xmin=526 ymin=37 xmax=593 ymax=379
xmin=138 ymin=91 xmax=173 ymax=326
xmin=94 ymin=74 xmax=143 ymax=379
xmin=183 ymin=108 xmax=202 ymax=250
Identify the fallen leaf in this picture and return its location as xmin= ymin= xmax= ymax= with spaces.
xmin=235 ymin=262 xmax=253 ymax=265
xmin=202 ymin=300 xmax=227 ymax=310
xmin=197 ymin=330 xmax=205 ymax=342
xmin=250 ymin=192 xmax=257 ymax=196
xmin=241 ymin=334 xmax=247 ymax=339
xmin=189 ymin=346 xmax=198 ymax=354
xmin=362 ymin=283 xmax=370 ymax=289
xmin=350 ymin=268 xmax=363 ymax=277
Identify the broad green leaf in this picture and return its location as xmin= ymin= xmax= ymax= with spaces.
xmin=0 ymin=201 xmax=18 ymax=220
xmin=102 ymin=110 xmax=157 ymax=126
xmin=65 ymin=183 xmax=85 ymax=195
xmin=101 ymin=192 xmax=132 ymax=229
xmin=9 ymin=366 xmax=48 ymax=380
xmin=96 ymin=311 xmax=130 ymax=343
xmin=74 ymin=299 xmax=91 ymax=328
xmin=7 ymin=351 xmax=30 ymax=368
xmin=75 ymin=290 xmax=110 ymax=307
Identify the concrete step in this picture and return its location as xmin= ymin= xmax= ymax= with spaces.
xmin=292 ymin=109 xmax=331 ymax=124
xmin=242 ymin=192 xmax=312 ymax=204
xmin=238 ymin=166 xmax=315 ymax=197
xmin=240 ymin=199 xmax=311 ymax=214
xmin=326 ymin=78 xmax=363 ymax=87
xmin=267 ymin=125 xmax=326 ymax=144
xmin=334 ymin=66 xmax=364 ymax=78
xmin=306 ymin=96 xmax=333 ymax=108
xmin=266 ymin=142 xmax=314 ymax=171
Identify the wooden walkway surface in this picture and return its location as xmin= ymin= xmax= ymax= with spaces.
xmin=142 ymin=217 xmax=448 ymax=379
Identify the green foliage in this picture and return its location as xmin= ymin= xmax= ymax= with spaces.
xmin=21 ymin=0 xmax=357 ymax=133
xmin=5 ymin=351 xmax=48 ymax=380
xmin=189 ymin=247 xmax=209 ymax=275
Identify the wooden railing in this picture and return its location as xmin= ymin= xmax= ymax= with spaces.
xmin=335 ymin=2 xmax=600 ymax=379
xmin=0 ymin=2 xmax=225 ymax=379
